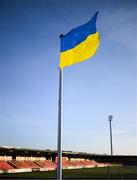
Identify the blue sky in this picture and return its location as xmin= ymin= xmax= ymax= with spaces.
xmin=0 ymin=0 xmax=136 ymax=155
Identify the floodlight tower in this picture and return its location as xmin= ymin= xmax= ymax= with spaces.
xmin=108 ymin=115 xmax=113 ymax=155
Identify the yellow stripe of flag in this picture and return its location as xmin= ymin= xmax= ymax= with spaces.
xmin=60 ymin=32 xmax=100 ymax=69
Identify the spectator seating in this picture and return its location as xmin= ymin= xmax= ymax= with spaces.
xmin=35 ymin=160 xmax=56 ymax=170
xmin=8 ymin=160 xmax=40 ymax=169
xmin=25 ymin=161 xmax=40 ymax=168
xmin=0 ymin=158 xmax=108 ymax=173
xmin=0 ymin=161 xmax=14 ymax=171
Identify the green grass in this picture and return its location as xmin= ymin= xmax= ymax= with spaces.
xmin=0 ymin=166 xmax=137 ymax=179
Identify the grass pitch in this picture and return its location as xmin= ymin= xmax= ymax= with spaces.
xmin=0 ymin=166 xmax=137 ymax=179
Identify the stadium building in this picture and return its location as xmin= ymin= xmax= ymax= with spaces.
xmin=0 ymin=146 xmax=136 ymax=174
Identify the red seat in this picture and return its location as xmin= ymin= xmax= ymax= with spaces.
xmin=0 ymin=161 xmax=14 ymax=170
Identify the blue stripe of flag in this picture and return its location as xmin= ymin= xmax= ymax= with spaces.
xmin=60 ymin=12 xmax=99 ymax=52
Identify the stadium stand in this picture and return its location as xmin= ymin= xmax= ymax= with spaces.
xmin=43 ymin=160 xmax=57 ymax=170
xmin=0 ymin=161 xmax=14 ymax=171
xmin=8 ymin=160 xmax=29 ymax=169
xmin=8 ymin=160 xmax=40 ymax=169
xmin=55 ymin=157 xmax=98 ymax=169
xmin=0 ymin=158 xmax=115 ymax=173
xmin=35 ymin=160 xmax=56 ymax=170
xmin=25 ymin=161 xmax=40 ymax=169
xmin=1 ymin=146 xmax=122 ymax=174
xmin=61 ymin=157 xmax=75 ymax=169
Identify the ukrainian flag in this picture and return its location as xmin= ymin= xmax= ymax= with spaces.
xmin=60 ymin=12 xmax=100 ymax=69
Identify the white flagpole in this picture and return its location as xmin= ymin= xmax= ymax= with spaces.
xmin=57 ymin=67 xmax=63 ymax=180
